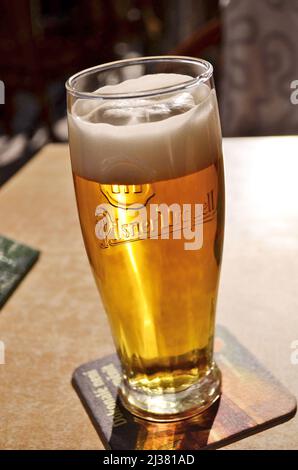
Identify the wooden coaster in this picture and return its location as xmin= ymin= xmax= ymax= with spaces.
xmin=72 ymin=326 xmax=296 ymax=450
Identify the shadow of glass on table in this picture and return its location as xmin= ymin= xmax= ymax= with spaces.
xmin=72 ymin=326 xmax=296 ymax=450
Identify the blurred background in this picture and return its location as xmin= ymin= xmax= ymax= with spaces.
xmin=0 ymin=0 xmax=297 ymax=185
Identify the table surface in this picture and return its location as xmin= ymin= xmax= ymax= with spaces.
xmin=0 ymin=138 xmax=298 ymax=450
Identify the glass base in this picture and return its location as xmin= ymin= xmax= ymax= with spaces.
xmin=119 ymin=362 xmax=221 ymax=422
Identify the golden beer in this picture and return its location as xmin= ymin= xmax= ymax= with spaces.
xmin=73 ymin=160 xmax=224 ymax=386
xmin=67 ymin=57 xmax=224 ymax=420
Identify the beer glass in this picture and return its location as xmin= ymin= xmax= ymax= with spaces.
xmin=66 ymin=57 xmax=225 ymax=421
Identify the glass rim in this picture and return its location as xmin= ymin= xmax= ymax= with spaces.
xmin=65 ymin=55 xmax=213 ymax=100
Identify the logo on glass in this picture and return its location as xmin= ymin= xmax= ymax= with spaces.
xmin=101 ymin=184 xmax=155 ymax=210
xmin=96 ymin=183 xmax=204 ymax=251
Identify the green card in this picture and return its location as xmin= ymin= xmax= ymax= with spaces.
xmin=0 ymin=235 xmax=40 ymax=308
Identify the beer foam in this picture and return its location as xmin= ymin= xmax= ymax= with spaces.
xmin=68 ymin=74 xmax=221 ymax=184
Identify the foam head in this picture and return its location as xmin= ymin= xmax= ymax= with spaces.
xmin=68 ymin=74 xmax=222 ymax=184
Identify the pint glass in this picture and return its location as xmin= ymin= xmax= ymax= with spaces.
xmin=66 ymin=57 xmax=225 ymax=421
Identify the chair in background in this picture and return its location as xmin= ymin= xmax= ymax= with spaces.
xmin=173 ymin=0 xmax=298 ymax=137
